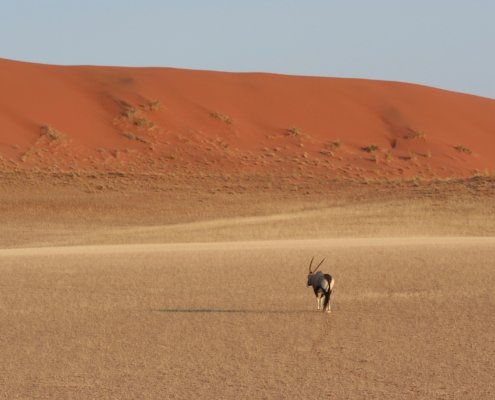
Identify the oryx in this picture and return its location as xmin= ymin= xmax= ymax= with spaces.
xmin=307 ymin=257 xmax=334 ymax=313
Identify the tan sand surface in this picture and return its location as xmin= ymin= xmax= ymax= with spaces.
xmin=1 ymin=236 xmax=494 ymax=399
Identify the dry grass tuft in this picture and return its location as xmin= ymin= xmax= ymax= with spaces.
xmin=403 ymin=151 xmax=417 ymax=162
xmin=121 ymin=106 xmax=139 ymax=119
xmin=117 ymin=102 xmax=157 ymax=132
xmin=145 ymin=100 xmax=162 ymax=111
xmin=319 ymin=149 xmax=334 ymax=157
xmin=286 ymin=127 xmax=302 ymax=137
xmin=454 ymin=145 xmax=473 ymax=155
xmin=211 ymin=112 xmax=233 ymax=125
xmin=122 ymin=132 xmax=149 ymax=144
xmin=362 ymin=144 xmax=379 ymax=153
xmin=383 ymin=150 xmax=393 ymax=164
xmin=133 ymin=117 xmax=155 ymax=129
xmin=122 ymin=132 xmax=136 ymax=140
xmin=40 ymin=125 xmax=64 ymax=141
xmin=330 ymin=139 xmax=342 ymax=149
xmin=405 ymin=130 xmax=426 ymax=140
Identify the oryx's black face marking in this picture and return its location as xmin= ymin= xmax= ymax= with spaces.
xmin=307 ymin=257 xmax=334 ymax=314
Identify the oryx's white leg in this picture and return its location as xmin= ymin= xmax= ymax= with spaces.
xmin=316 ymin=295 xmax=321 ymax=310
xmin=325 ymin=286 xmax=333 ymax=313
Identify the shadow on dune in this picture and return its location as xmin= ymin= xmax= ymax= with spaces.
xmin=153 ymin=308 xmax=309 ymax=315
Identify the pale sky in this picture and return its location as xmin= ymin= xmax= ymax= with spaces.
xmin=1 ymin=0 xmax=494 ymax=99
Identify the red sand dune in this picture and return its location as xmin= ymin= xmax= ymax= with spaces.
xmin=1 ymin=57 xmax=494 ymax=178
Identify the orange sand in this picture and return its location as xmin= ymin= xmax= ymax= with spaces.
xmin=1 ymin=58 xmax=494 ymax=178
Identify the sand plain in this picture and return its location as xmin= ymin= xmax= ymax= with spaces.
xmin=1 ymin=236 xmax=494 ymax=399
xmin=1 ymin=176 xmax=494 ymax=399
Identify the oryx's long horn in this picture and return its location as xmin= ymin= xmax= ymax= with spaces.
xmin=313 ymin=257 xmax=326 ymax=273
xmin=308 ymin=256 xmax=315 ymax=273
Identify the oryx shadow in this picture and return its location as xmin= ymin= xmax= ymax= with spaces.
xmin=153 ymin=308 xmax=309 ymax=315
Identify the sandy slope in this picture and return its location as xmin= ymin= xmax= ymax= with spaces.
xmin=1 ymin=58 xmax=495 ymax=178
xmin=1 ymin=237 xmax=494 ymax=399
xmin=2 ymin=175 xmax=495 ymax=248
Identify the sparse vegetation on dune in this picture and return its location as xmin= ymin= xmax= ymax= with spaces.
xmin=122 ymin=132 xmax=149 ymax=144
xmin=382 ymin=150 xmax=393 ymax=164
xmin=454 ymin=145 xmax=473 ymax=154
xmin=285 ymin=127 xmax=302 ymax=137
xmin=330 ymin=138 xmax=342 ymax=149
xmin=121 ymin=105 xmax=139 ymax=119
xmin=319 ymin=149 xmax=333 ymax=157
xmin=402 ymin=151 xmax=417 ymax=162
xmin=362 ymin=144 xmax=379 ymax=153
xmin=143 ymin=99 xmax=162 ymax=111
xmin=133 ymin=117 xmax=155 ymax=129
xmin=40 ymin=124 xmax=64 ymax=141
xmin=210 ymin=112 xmax=233 ymax=125
xmin=405 ymin=129 xmax=426 ymax=140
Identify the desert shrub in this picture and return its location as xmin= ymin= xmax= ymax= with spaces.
xmin=122 ymin=132 xmax=149 ymax=144
xmin=122 ymin=132 xmax=136 ymax=140
xmin=405 ymin=130 xmax=426 ymax=140
xmin=330 ymin=139 xmax=342 ymax=149
xmin=286 ymin=127 xmax=301 ymax=137
xmin=133 ymin=117 xmax=155 ymax=128
xmin=361 ymin=144 xmax=379 ymax=153
xmin=146 ymin=100 xmax=162 ymax=111
xmin=121 ymin=106 xmax=139 ymax=119
xmin=454 ymin=145 xmax=472 ymax=154
xmin=211 ymin=112 xmax=232 ymax=125
xmin=404 ymin=151 xmax=417 ymax=161
xmin=320 ymin=149 xmax=333 ymax=157
xmin=40 ymin=125 xmax=63 ymax=141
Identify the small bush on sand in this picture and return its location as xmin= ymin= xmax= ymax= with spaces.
xmin=122 ymin=132 xmax=136 ymax=140
xmin=405 ymin=130 xmax=426 ymax=140
xmin=211 ymin=112 xmax=232 ymax=125
xmin=146 ymin=100 xmax=162 ymax=111
xmin=40 ymin=125 xmax=63 ymax=141
xmin=362 ymin=144 xmax=379 ymax=153
xmin=320 ymin=149 xmax=333 ymax=157
xmin=405 ymin=151 xmax=417 ymax=161
xmin=133 ymin=117 xmax=155 ymax=128
xmin=286 ymin=127 xmax=302 ymax=137
xmin=383 ymin=150 xmax=392 ymax=164
xmin=454 ymin=145 xmax=472 ymax=155
xmin=121 ymin=106 xmax=139 ymax=119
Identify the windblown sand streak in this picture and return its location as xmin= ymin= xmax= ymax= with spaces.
xmin=1 ymin=236 xmax=495 ymax=257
